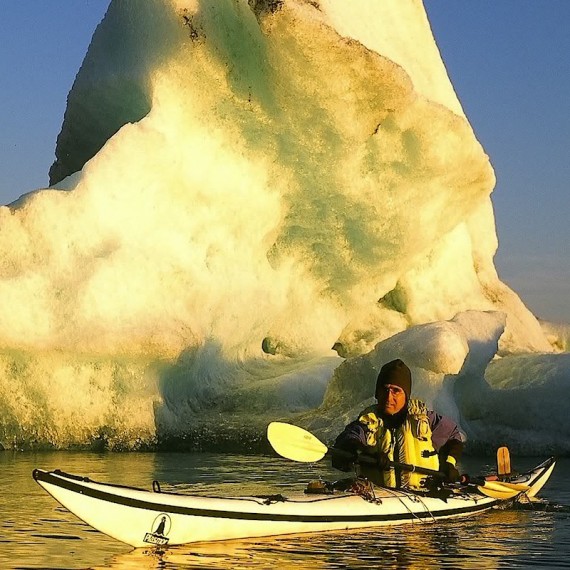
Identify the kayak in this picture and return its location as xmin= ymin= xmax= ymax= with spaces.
xmin=33 ymin=457 xmax=554 ymax=548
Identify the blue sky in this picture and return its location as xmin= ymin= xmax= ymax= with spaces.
xmin=425 ymin=1 xmax=570 ymax=324
xmin=0 ymin=1 xmax=568 ymax=323
xmin=0 ymin=1 xmax=109 ymax=196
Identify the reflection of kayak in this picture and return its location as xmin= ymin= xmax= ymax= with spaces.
xmin=33 ymin=457 xmax=555 ymax=548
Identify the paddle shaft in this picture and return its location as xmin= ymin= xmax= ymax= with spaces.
xmin=329 ymin=447 xmax=447 ymax=479
xmin=330 ymin=447 xmax=526 ymax=492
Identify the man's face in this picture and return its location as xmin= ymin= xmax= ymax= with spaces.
xmin=378 ymin=384 xmax=406 ymax=415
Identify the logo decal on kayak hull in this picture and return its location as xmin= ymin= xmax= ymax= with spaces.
xmin=143 ymin=513 xmax=172 ymax=545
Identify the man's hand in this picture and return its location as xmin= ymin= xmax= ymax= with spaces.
xmin=377 ymin=452 xmax=390 ymax=470
xmin=331 ymin=448 xmax=359 ymax=472
xmin=441 ymin=461 xmax=460 ymax=483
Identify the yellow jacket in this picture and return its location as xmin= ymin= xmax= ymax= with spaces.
xmin=352 ymin=399 xmax=440 ymax=489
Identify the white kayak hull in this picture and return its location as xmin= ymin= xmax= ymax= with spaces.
xmin=33 ymin=457 xmax=555 ymax=548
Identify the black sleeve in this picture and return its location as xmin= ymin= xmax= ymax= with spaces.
xmin=428 ymin=411 xmax=465 ymax=461
xmin=331 ymin=421 xmax=367 ymax=472
xmin=438 ymin=438 xmax=464 ymax=463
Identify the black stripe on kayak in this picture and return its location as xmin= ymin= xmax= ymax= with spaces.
xmin=33 ymin=469 xmax=497 ymax=524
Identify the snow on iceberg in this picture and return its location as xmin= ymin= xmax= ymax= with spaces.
xmin=0 ymin=0 xmax=565 ymax=451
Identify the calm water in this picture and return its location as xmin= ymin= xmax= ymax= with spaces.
xmin=2 ymin=451 xmax=570 ymax=569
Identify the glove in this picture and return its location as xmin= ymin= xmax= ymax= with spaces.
xmin=331 ymin=448 xmax=359 ymax=472
xmin=441 ymin=460 xmax=460 ymax=483
xmin=377 ymin=452 xmax=390 ymax=471
xmin=332 ymin=423 xmax=369 ymax=472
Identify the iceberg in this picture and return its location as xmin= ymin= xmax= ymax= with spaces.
xmin=0 ymin=0 xmax=566 ymax=453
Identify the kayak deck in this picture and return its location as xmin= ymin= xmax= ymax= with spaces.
xmin=32 ymin=456 xmax=555 ymax=548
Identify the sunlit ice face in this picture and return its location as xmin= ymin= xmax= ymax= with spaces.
xmin=377 ymin=384 xmax=407 ymax=415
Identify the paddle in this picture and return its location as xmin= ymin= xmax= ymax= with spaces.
xmin=267 ymin=422 xmax=529 ymax=500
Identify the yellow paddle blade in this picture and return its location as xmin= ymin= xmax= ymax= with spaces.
xmin=476 ymin=485 xmax=522 ymax=500
xmin=267 ymin=422 xmax=328 ymax=463
xmin=497 ymin=446 xmax=511 ymax=476
xmin=482 ymin=480 xmax=530 ymax=493
xmin=475 ymin=479 xmax=530 ymax=500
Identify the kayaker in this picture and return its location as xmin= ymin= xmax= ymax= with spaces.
xmin=332 ymin=358 xmax=465 ymax=490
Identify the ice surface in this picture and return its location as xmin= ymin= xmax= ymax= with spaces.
xmin=540 ymin=320 xmax=570 ymax=352
xmin=0 ymin=0 xmax=566 ymax=451
xmin=460 ymin=351 xmax=570 ymax=454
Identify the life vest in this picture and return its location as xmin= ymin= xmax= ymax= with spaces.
xmin=356 ymin=399 xmax=439 ymax=490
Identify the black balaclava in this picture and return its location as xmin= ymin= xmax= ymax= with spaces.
xmin=375 ymin=359 xmax=412 ymax=426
